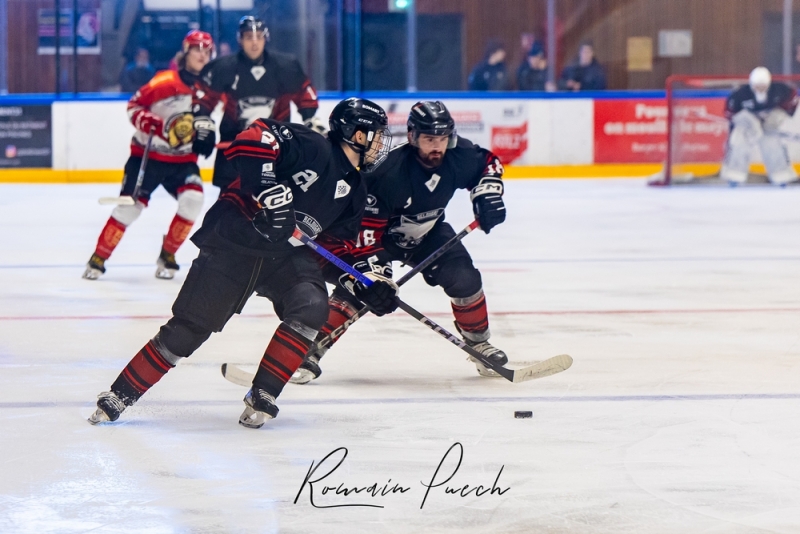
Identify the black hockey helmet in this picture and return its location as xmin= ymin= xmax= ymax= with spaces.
xmin=408 ymin=100 xmax=457 ymax=149
xmin=238 ymin=16 xmax=269 ymax=40
xmin=329 ymin=97 xmax=392 ymax=173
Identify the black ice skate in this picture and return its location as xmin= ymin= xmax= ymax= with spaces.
xmin=155 ymin=248 xmax=179 ymax=280
xmin=289 ymin=351 xmax=324 ymax=385
xmin=465 ymin=339 xmax=508 ymax=377
xmin=82 ymin=253 xmax=107 ymax=280
xmin=455 ymin=322 xmax=508 ymax=378
xmin=87 ymin=391 xmax=128 ymax=424
xmin=239 ymin=387 xmax=280 ymax=429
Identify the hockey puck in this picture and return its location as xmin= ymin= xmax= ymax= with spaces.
xmin=514 ymin=411 xmax=533 ymax=419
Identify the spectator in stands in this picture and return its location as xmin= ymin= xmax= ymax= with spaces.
xmin=559 ymin=42 xmax=606 ymax=91
xmin=517 ymin=43 xmax=554 ymax=91
xmin=119 ymin=47 xmax=156 ymax=93
xmin=468 ymin=40 xmax=510 ymax=91
xmin=218 ymin=42 xmax=233 ymax=57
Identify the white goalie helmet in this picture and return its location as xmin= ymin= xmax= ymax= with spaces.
xmin=749 ymin=67 xmax=771 ymax=103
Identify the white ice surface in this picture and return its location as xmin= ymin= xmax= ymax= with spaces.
xmin=1 ymin=180 xmax=799 ymax=533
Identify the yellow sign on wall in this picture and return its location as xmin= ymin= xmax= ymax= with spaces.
xmin=627 ymin=37 xmax=653 ymax=72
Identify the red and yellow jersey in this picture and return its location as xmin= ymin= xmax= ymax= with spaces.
xmin=127 ymin=69 xmax=201 ymax=163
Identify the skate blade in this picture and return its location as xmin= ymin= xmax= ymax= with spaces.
xmin=238 ymin=405 xmax=274 ymax=429
xmin=155 ymin=268 xmax=177 ymax=280
xmin=469 ymin=357 xmax=502 ymax=378
xmin=289 ymin=368 xmax=316 ymax=385
xmin=87 ymin=407 xmax=111 ymax=425
xmin=82 ymin=267 xmax=103 ymax=280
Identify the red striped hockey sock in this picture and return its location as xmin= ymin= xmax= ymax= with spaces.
xmin=110 ymin=340 xmax=176 ymax=405
xmin=451 ymin=290 xmax=490 ymax=341
xmin=254 ymin=322 xmax=314 ymax=397
xmin=315 ymin=296 xmax=358 ymax=349
xmin=162 ymin=214 xmax=194 ymax=254
xmin=94 ymin=217 xmax=127 ymax=259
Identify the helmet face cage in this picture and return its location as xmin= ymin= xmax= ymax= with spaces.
xmin=408 ymin=101 xmax=457 ymax=149
xmin=361 ymin=126 xmax=392 ymax=173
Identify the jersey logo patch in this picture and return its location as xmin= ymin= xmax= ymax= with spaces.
xmin=425 ymin=173 xmax=441 ymax=192
xmin=250 ymin=66 xmax=266 ymax=81
xmin=334 ymin=180 xmax=351 ymax=199
xmin=295 ymin=211 xmax=322 ymax=238
xmin=387 ymin=209 xmax=445 ymax=249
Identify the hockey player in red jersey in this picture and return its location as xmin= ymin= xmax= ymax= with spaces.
xmin=292 ymin=100 xmax=508 ymax=383
xmin=191 ymin=16 xmax=325 ymax=189
xmin=83 ymin=30 xmax=215 ymax=280
xmin=88 ymin=98 xmax=397 ymax=429
xmin=721 ymin=67 xmax=800 ymax=185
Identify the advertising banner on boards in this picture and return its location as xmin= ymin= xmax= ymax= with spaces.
xmin=0 ymin=105 xmax=53 ymax=168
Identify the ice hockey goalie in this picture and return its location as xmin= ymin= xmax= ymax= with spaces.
xmin=720 ymin=66 xmax=799 ymax=185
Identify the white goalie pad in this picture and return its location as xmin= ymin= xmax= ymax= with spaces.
xmin=758 ymin=108 xmax=790 ymax=134
xmin=759 ymin=134 xmax=798 ymax=185
xmin=730 ymin=110 xmax=763 ymax=144
xmin=720 ymin=116 xmax=758 ymax=183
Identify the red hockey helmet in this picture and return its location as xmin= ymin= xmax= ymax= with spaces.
xmin=183 ymin=30 xmax=214 ymax=55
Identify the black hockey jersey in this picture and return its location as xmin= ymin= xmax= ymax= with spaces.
xmin=194 ymin=49 xmax=318 ymax=142
xmin=725 ymin=83 xmax=798 ymax=119
xmin=191 ymin=119 xmax=366 ymax=257
xmin=361 ymin=136 xmax=503 ymax=255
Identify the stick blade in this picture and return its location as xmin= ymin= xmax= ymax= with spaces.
xmin=512 ymin=354 xmax=573 ymax=383
xmin=220 ymin=363 xmax=254 ymax=387
xmin=98 ymin=196 xmax=136 ymax=206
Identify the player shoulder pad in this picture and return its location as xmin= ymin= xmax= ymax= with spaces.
xmin=773 ymin=82 xmax=795 ymax=98
xmin=147 ymin=69 xmax=179 ymax=88
xmin=201 ymin=55 xmax=237 ymax=88
xmin=267 ymin=49 xmax=303 ymax=70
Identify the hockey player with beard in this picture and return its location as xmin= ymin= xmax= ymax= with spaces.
xmin=292 ymin=100 xmax=508 ymax=383
xmin=192 ymin=16 xmax=325 ymax=189
xmin=720 ymin=66 xmax=799 ymax=185
xmin=82 ymin=30 xmax=214 ymax=280
xmin=88 ymin=98 xmax=397 ymax=429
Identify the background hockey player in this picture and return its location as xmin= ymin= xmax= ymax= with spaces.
xmin=192 ymin=16 xmax=325 ymax=189
xmin=720 ymin=66 xmax=799 ymax=185
xmin=83 ymin=30 xmax=214 ymax=280
xmin=292 ymin=100 xmax=508 ymax=384
xmin=88 ymin=98 xmax=397 ymax=429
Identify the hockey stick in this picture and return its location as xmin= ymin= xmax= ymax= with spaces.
xmin=288 ymin=228 xmax=572 ymax=384
xmin=98 ymin=128 xmax=155 ymax=206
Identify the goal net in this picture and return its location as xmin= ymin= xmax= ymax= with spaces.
xmin=652 ymin=74 xmax=800 ymax=186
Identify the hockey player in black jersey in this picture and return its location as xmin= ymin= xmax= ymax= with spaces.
xmin=292 ymin=100 xmax=508 ymax=383
xmin=192 ymin=16 xmax=325 ymax=189
xmin=88 ymin=98 xmax=397 ymax=429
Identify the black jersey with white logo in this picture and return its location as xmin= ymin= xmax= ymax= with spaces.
xmin=194 ymin=50 xmax=318 ymax=142
xmin=725 ymin=83 xmax=798 ymax=119
xmin=362 ymin=136 xmax=503 ymax=252
xmin=191 ymin=119 xmax=365 ymax=257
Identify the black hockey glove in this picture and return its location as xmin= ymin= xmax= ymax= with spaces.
xmin=192 ymin=116 xmax=216 ymax=157
xmin=352 ymin=273 xmax=399 ymax=316
xmin=470 ymin=178 xmax=506 ymax=234
xmin=252 ymin=183 xmax=296 ymax=243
